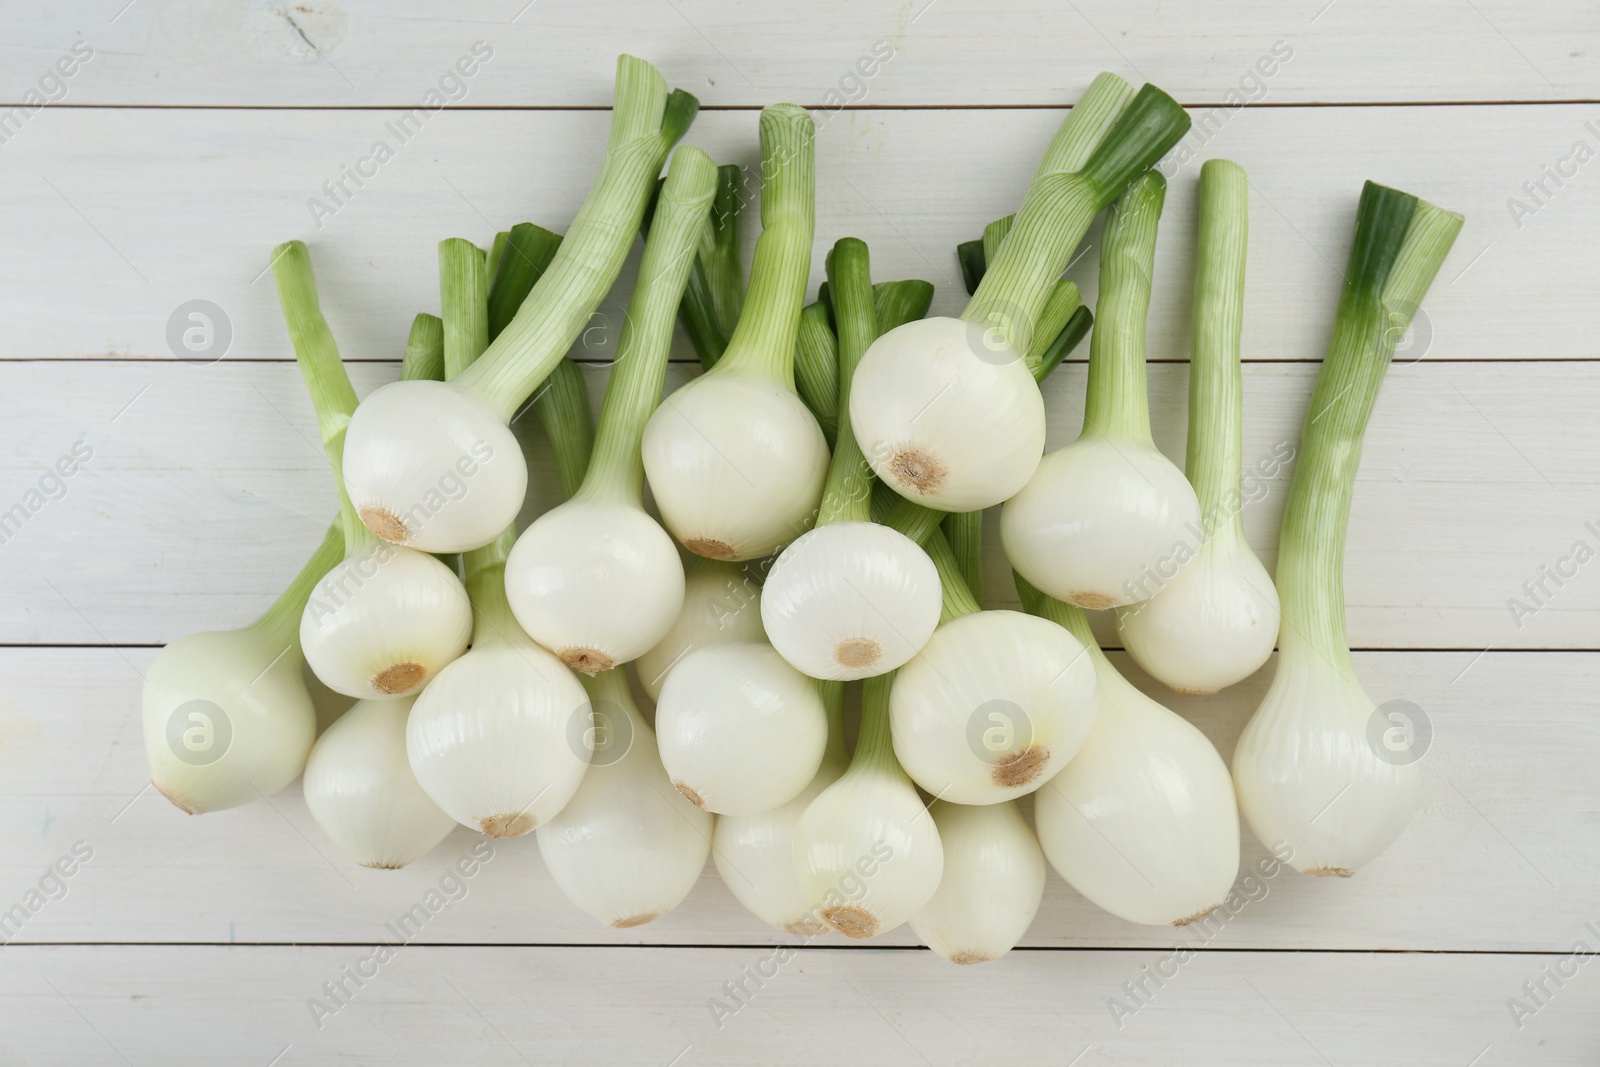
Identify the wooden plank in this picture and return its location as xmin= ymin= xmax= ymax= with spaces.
xmin=0 ymin=105 xmax=1583 ymax=366
xmin=3 ymin=944 xmax=1596 ymax=1065
xmin=3 ymin=360 xmax=1595 ymax=649
xmin=3 ymin=0 xmax=1595 ymax=107
xmin=3 ymin=647 xmax=1593 ymax=951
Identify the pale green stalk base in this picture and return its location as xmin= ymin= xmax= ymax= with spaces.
xmin=943 ymin=510 xmax=984 ymax=603
xmin=454 ymin=57 xmax=697 ymax=420
xmin=440 ymin=239 xmax=490 ymax=380
xmin=401 ymin=313 xmax=445 ymax=382
xmin=1082 ymin=172 xmax=1166 ymax=443
xmin=1188 ymin=159 xmax=1250 ymax=536
xmin=463 ymin=527 xmax=520 ymax=650
xmin=852 ymin=672 xmax=900 ymax=774
xmin=1275 ymin=183 xmax=1463 ymax=670
xmin=922 ymin=528 xmax=982 ymax=622
xmin=793 ymin=301 xmax=839 ymax=443
xmin=708 ymin=104 xmax=815 ymax=388
xmin=817 ymin=238 xmax=877 ymax=526
xmin=269 ymin=240 xmax=375 ymax=553
xmin=252 ymin=522 xmax=346 ymax=646
xmin=581 ymin=146 xmax=718 ymax=505
xmin=818 ymin=678 xmax=847 ymax=767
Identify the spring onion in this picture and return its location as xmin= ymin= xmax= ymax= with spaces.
xmin=888 ymin=525 xmax=1099 ymax=804
xmin=1233 ymin=181 xmax=1462 ymax=876
xmin=504 ymin=147 xmax=718 ymax=674
xmin=339 ymin=56 xmax=697 ymax=552
xmin=142 ymin=523 xmax=342 ymax=813
xmin=1116 ymin=160 xmax=1281 ymax=692
xmin=641 ymin=104 xmax=829 ymax=561
xmin=761 ymin=239 xmax=941 ymax=681
xmin=537 ymin=667 xmax=712 ymax=927
xmin=713 ymin=679 xmax=847 ymax=935
xmin=1001 ymin=172 xmax=1202 ymax=611
xmin=654 ymin=641 xmax=827 ymax=815
xmin=404 ymin=232 xmax=594 ymax=839
xmin=1021 ymin=577 xmax=1240 ymax=926
xmin=851 ymin=76 xmax=1190 ymax=512
xmin=302 ymin=694 xmax=456 ymax=869
xmin=793 ymin=671 xmax=943 ymax=938
xmin=271 ymin=241 xmax=473 ymax=701
xmin=908 ymin=800 xmax=1045 ymax=964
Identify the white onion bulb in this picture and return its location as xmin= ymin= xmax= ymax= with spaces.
xmin=1115 ymin=529 xmax=1280 ymax=693
xmin=1233 ymin=651 xmax=1419 ymax=877
xmin=890 ymin=610 xmax=1099 ymax=804
xmin=654 ymin=642 xmax=827 ymax=815
xmin=793 ymin=674 xmax=943 ymax=938
xmin=1028 ymin=591 xmax=1240 ymax=926
xmin=303 ymin=696 xmax=456 ymax=869
xmin=850 ymin=317 xmax=1045 ymax=512
xmin=406 ymin=633 xmax=591 ymax=838
xmin=642 ymin=371 xmax=829 ymax=561
xmin=909 ymin=801 xmax=1044 ymax=964
xmin=143 ymin=625 xmax=317 ymax=815
xmin=506 ymin=499 xmax=684 ymax=674
xmin=538 ymin=669 xmax=711 ymax=928
xmin=341 ymin=379 xmax=526 ymax=553
xmin=1001 ymin=436 xmax=1202 ymax=610
xmin=761 ymin=522 xmax=940 ymax=680
xmin=300 ymin=544 xmax=472 ymax=700
xmin=636 ymin=557 xmax=765 ymax=701
xmin=713 ymin=680 xmax=847 ymax=936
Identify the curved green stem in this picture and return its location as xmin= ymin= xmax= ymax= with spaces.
xmin=251 ymin=522 xmax=345 ymax=645
xmin=581 ymin=147 xmax=719 ymax=505
xmin=943 ymin=510 xmax=983 ymax=602
xmin=269 ymin=240 xmax=375 ymax=554
xmin=1276 ymin=182 xmax=1461 ymax=670
xmin=454 ymin=57 xmax=697 ymax=420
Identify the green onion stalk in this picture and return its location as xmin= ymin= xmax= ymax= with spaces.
xmin=1233 ymin=181 xmax=1462 ymax=877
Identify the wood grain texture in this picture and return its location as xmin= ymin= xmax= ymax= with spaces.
xmin=2 ymin=944 xmax=1597 ymax=1065
xmin=2 ymin=360 xmax=1592 ymax=648
xmin=0 ymin=105 xmax=1584 ymax=365
xmin=3 ymin=647 xmax=1591 ymax=951
xmin=3 ymin=0 xmax=1595 ymax=107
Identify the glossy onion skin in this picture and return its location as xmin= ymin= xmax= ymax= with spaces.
xmin=1001 ymin=436 xmax=1203 ymax=610
xmin=1233 ymin=656 xmax=1419 ymax=876
xmin=505 ymin=499 xmax=686 ymax=672
xmin=641 ymin=372 xmax=829 ymax=562
xmin=143 ymin=628 xmax=317 ymax=814
xmin=761 ymin=522 xmax=941 ymax=681
xmin=909 ymin=801 xmax=1045 ymax=964
xmin=713 ymin=755 xmax=846 ymax=935
xmin=303 ymin=696 xmax=457 ymax=869
xmin=341 ymin=380 xmax=526 ymax=553
xmin=890 ymin=611 xmax=1100 ymax=805
xmin=405 ymin=644 xmax=592 ymax=837
xmin=537 ymin=696 xmax=711 ymax=929
xmin=1034 ymin=677 xmax=1240 ymax=926
xmin=654 ymin=642 xmax=827 ymax=816
xmin=1115 ymin=534 xmax=1280 ymax=694
xmin=850 ymin=317 xmax=1046 ymax=512
xmin=793 ymin=766 xmax=944 ymax=939
xmin=299 ymin=545 xmax=473 ymax=700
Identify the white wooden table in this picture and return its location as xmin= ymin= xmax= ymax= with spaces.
xmin=3 ymin=1 xmax=1597 ymax=1063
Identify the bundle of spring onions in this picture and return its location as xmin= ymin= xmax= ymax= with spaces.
xmin=141 ymin=55 xmax=1462 ymax=961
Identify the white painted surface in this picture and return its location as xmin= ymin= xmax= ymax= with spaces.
xmin=2 ymin=2 xmax=1595 ymax=1063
